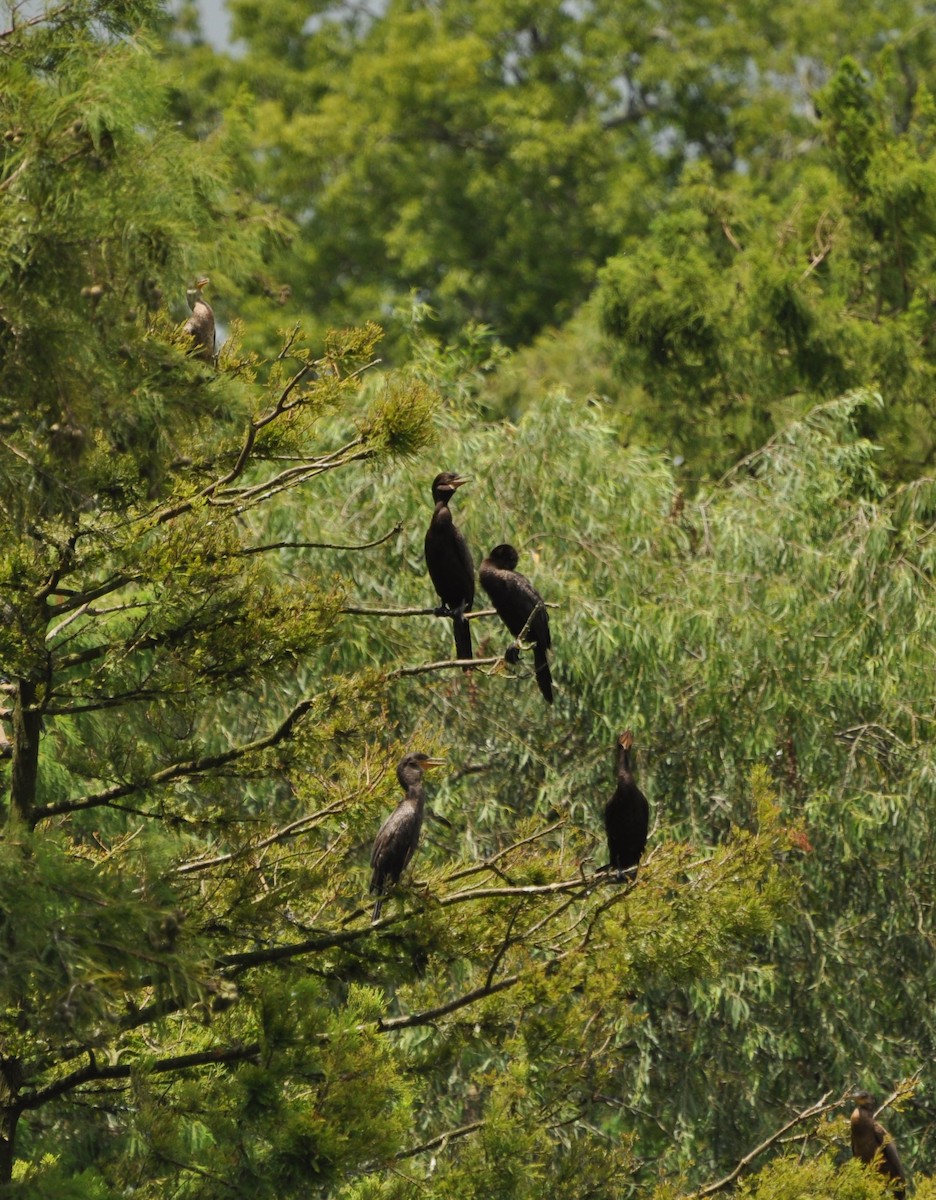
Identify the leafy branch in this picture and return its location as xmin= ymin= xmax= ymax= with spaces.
xmin=32 ymin=696 xmax=319 ymax=822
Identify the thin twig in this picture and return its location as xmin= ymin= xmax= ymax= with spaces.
xmin=393 ymin=1120 xmax=484 ymax=1162
xmin=389 ymin=655 xmax=501 ymax=678
xmin=234 ymin=524 xmax=403 ymax=557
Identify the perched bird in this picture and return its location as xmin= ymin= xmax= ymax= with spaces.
xmin=370 ymin=752 xmax=445 ymax=922
xmin=424 ymin=472 xmax=474 ymax=668
xmin=184 ymin=276 xmax=215 ymax=362
xmin=603 ymin=730 xmax=649 ymax=880
xmin=479 ymin=543 xmax=553 ymax=703
xmin=850 ymin=1091 xmax=906 ymax=1198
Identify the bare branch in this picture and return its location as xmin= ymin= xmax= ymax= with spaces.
xmin=175 ymin=801 xmax=346 ymax=875
xmin=233 ymin=524 xmax=403 ymax=558
xmin=343 ymin=605 xmax=447 ymax=618
xmin=444 ymin=821 xmax=566 ymax=884
xmin=440 ymin=877 xmax=592 ymax=906
xmin=377 ymin=973 xmax=522 ymax=1032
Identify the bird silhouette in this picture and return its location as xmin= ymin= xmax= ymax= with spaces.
xmin=424 ymin=472 xmax=474 ymax=668
xmin=479 ymin=543 xmax=553 ymax=703
xmin=370 ymin=752 xmax=445 ymax=922
xmin=602 ymin=730 xmax=649 ymax=880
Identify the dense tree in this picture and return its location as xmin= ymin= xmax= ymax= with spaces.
xmin=303 ymin=380 xmax=936 ymax=1184
xmin=598 ymin=52 xmax=936 ymax=476
xmin=3 ymin=2 xmax=936 ymax=1196
xmin=162 ymin=0 xmax=936 ymax=352
xmin=0 ymin=5 xmax=813 ymax=1197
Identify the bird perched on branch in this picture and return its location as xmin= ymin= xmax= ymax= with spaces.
xmin=479 ymin=543 xmax=553 ymax=703
xmin=602 ymin=730 xmax=649 ymax=880
xmin=184 ymin=276 xmax=215 ymax=362
xmin=424 ymin=472 xmax=474 ymax=669
xmin=370 ymin=752 xmax=445 ymax=922
xmin=850 ymin=1091 xmax=906 ymax=1198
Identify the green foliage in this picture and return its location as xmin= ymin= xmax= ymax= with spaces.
xmin=294 ymin=382 xmax=936 ymax=1185
xmin=725 ymin=1155 xmax=896 ymax=1200
xmin=597 ymin=47 xmax=936 ymax=476
xmin=3 ymin=3 xmax=936 ymax=1199
xmin=160 ymin=0 xmax=934 ymax=354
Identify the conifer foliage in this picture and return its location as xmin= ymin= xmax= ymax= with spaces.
xmin=2 ymin=3 xmax=935 ymax=1199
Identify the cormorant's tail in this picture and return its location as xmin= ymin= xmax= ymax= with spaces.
xmin=371 ymin=895 xmax=383 ymax=923
xmin=533 ymin=644 xmax=553 ymax=704
xmin=453 ymin=613 xmax=473 ymax=671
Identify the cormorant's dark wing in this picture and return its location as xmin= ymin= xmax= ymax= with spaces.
xmin=604 ymin=779 xmax=649 ymax=874
xmin=370 ymin=806 xmax=417 ymax=889
xmin=876 ymin=1123 xmax=907 ymax=1193
xmin=480 ymin=565 xmax=546 ymax=643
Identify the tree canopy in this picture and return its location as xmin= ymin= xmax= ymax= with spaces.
xmin=2 ymin=0 xmax=935 ymax=1197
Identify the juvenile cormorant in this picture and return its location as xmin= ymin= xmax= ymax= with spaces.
xmin=424 ymin=472 xmax=474 ymax=668
xmin=184 ymin=276 xmax=215 ymax=362
xmin=479 ymin=543 xmax=553 ymax=704
xmin=369 ymin=752 xmax=445 ymax=922
xmin=603 ymin=730 xmax=649 ymax=880
xmin=851 ymin=1091 xmax=906 ymax=1198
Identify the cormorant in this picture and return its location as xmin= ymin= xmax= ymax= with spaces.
xmin=184 ymin=276 xmax=215 ymax=362
xmin=602 ymin=730 xmax=649 ymax=880
xmin=851 ymin=1091 xmax=906 ymax=1198
xmin=369 ymin=752 xmax=445 ymax=922
xmin=424 ymin=472 xmax=474 ymax=668
xmin=479 ymin=543 xmax=553 ymax=703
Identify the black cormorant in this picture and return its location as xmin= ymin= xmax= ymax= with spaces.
xmin=424 ymin=472 xmax=474 ymax=668
xmin=479 ymin=543 xmax=553 ymax=703
xmin=603 ymin=730 xmax=649 ymax=880
xmin=851 ymin=1092 xmax=906 ymax=1198
xmin=370 ymin=752 xmax=445 ymax=922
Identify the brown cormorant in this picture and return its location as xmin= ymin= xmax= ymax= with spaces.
xmin=851 ymin=1091 xmax=906 ymax=1198
xmin=479 ymin=543 xmax=553 ymax=703
xmin=184 ymin=277 xmax=215 ymax=362
xmin=603 ymin=730 xmax=649 ymax=880
xmin=370 ymin=752 xmax=445 ymax=922
xmin=424 ymin=473 xmax=474 ymax=668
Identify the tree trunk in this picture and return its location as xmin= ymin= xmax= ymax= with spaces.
xmin=0 ymin=1058 xmax=22 ymax=1183
xmin=9 ymin=679 xmax=40 ymax=827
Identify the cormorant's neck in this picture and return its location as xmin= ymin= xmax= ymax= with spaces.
xmin=616 ymin=747 xmax=633 ymax=778
xmin=404 ymin=784 xmax=426 ymax=808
